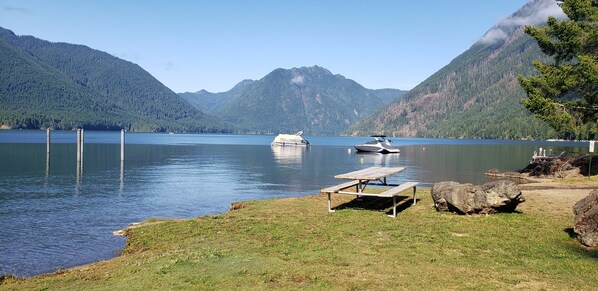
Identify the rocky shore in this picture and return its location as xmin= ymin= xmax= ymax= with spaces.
xmin=485 ymin=153 xmax=598 ymax=190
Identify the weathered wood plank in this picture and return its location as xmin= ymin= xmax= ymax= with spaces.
xmin=378 ymin=182 xmax=419 ymax=197
xmin=334 ymin=167 xmax=405 ymax=180
xmin=321 ymin=180 xmax=361 ymax=194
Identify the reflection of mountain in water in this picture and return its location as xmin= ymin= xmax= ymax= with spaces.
xmin=355 ymin=152 xmax=401 ymax=167
xmin=271 ymin=146 xmax=308 ymax=166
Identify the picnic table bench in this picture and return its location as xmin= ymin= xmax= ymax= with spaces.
xmin=321 ymin=167 xmax=419 ymax=218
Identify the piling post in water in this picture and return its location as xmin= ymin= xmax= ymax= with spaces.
xmin=80 ymin=128 xmax=84 ymax=170
xmin=76 ymin=129 xmax=81 ymax=162
xmin=46 ymin=151 xmax=50 ymax=178
xmin=81 ymin=129 xmax=84 ymax=156
xmin=76 ymin=158 xmax=81 ymax=194
xmin=46 ymin=128 xmax=51 ymax=177
xmin=120 ymin=129 xmax=125 ymax=161
xmin=120 ymin=160 xmax=124 ymax=192
xmin=46 ymin=128 xmax=51 ymax=154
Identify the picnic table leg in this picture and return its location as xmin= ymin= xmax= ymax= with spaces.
xmin=388 ymin=196 xmax=397 ymax=218
xmin=327 ymin=193 xmax=335 ymax=213
xmin=357 ymin=180 xmax=366 ymax=199
xmin=413 ymin=186 xmax=417 ymax=204
xmin=358 ymin=180 xmax=368 ymax=193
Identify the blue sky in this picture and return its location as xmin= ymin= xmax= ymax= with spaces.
xmin=1 ymin=0 xmax=540 ymax=93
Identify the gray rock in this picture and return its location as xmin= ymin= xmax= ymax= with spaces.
xmin=431 ymin=180 xmax=525 ymax=214
xmin=573 ymin=190 xmax=598 ymax=247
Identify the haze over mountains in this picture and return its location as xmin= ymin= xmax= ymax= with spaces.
xmin=0 ymin=0 xmax=563 ymax=138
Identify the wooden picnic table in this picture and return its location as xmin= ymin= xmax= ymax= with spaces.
xmin=334 ymin=166 xmax=405 ymax=192
xmin=322 ymin=166 xmax=418 ymax=218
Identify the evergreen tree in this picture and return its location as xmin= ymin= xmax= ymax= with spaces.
xmin=519 ymin=0 xmax=598 ymax=139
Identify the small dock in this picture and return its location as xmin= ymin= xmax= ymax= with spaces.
xmin=530 ymin=147 xmax=557 ymax=163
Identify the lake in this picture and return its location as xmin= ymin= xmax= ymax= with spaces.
xmin=0 ymin=130 xmax=588 ymax=277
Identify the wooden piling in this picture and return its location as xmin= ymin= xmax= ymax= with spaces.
xmin=80 ymin=129 xmax=84 ymax=171
xmin=76 ymin=159 xmax=81 ymax=191
xmin=46 ymin=128 xmax=51 ymax=154
xmin=81 ymin=129 xmax=84 ymax=155
xmin=76 ymin=129 xmax=81 ymax=162
xmin=120 ymin=129 xmax=125 ymax=161
xmin=46 ymin=152 xmax=50 ymax=177
xmin=120 ymin=160 xmax=124 ymax=191
xmin=45 ymin=129 xmax=51 ymax=177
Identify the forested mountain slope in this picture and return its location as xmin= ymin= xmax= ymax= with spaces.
xmin=0 ymin=27 xmax=228 ymax=132
xmin=183 ymin=66 xmax=406 ymax=134
xmin=179 ymin=79 xmax=256 ymax=113
xmin=348 ymin=0 xmax=559 ymax=139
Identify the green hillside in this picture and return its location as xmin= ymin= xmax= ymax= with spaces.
xmin=179 ymin=79 xmax=256 ymax=113
xmin=184 ymin=66 xmax=406 ymax=134
xmin=0 ymin=27 xmax=229 ymax=132
xmin=348 ymin=0 xmax=557 ymax=139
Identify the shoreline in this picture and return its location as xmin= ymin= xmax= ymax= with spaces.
xmin=103 ymin=176 xmax=598 ymax=276
xmin=0 ymin=179 xmax=598 ymax=287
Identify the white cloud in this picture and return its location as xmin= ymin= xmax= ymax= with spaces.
xmin=478 ymin=28 xmax=510 ymax=45
xmin=478 ymin=0 xmax=567 ymax=45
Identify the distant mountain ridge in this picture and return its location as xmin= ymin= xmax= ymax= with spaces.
xmin=0 ymin=27 xmax=228 ymax=132
xmin=180 ymin=66 xmax=406 ymax=134
xmin=348 ymin=0 xmax=560 ymax=139
xmin=2 ymin=0 xmax=558 ymax=137
xmin=179 ymin=79 xmax=256 ymax=113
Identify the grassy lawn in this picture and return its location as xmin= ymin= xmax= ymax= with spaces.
xmin=2 ymin=188 xmax=597 ymax=290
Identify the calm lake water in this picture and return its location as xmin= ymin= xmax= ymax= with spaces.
xmin=0 ymin=130 xmax=588 ymax=277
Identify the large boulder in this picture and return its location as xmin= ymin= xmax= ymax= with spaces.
xmin=431 ymin=180 xmax=525 ymax=214
xmin=573 ymin=190 xmax=598 ymax=247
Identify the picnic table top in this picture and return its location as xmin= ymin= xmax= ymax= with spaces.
xmin=334 ymin=166 xmax=405 ymax=181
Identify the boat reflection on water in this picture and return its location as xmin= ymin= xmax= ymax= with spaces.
xmin=271 ymin=145 xmax=308 ymax=166
xmin=355 ymin=151 xmax=401 ymax=167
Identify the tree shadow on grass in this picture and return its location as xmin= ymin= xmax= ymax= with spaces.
xmin=334 ymin=195 xmax=415 ymax=216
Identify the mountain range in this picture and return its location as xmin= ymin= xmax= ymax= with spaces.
xmin=1 ymin=0 xmax=562 ymax=138
xmin=0 ymin=25 xmax=404 ymax=134
xmin=179 ymin=79 xmax=257 ymax=114
xmin=180 ymin=66 xmax=406 ymax=134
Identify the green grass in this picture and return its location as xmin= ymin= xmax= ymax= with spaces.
xmin=2 ymin=189 xmax=597 ymax=290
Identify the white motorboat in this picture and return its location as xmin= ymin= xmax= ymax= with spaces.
xmin=354 ymin=135 xmax=400 ymax=154
xmin=271 ymin=131 xmax=310 ymax=146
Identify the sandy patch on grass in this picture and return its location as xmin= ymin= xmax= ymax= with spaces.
xmin=519 ymin=188 xmax=593 ymax=215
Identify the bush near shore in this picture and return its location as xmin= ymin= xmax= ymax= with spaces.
xmin=1 ymin=188 xmax=597 ymax=290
